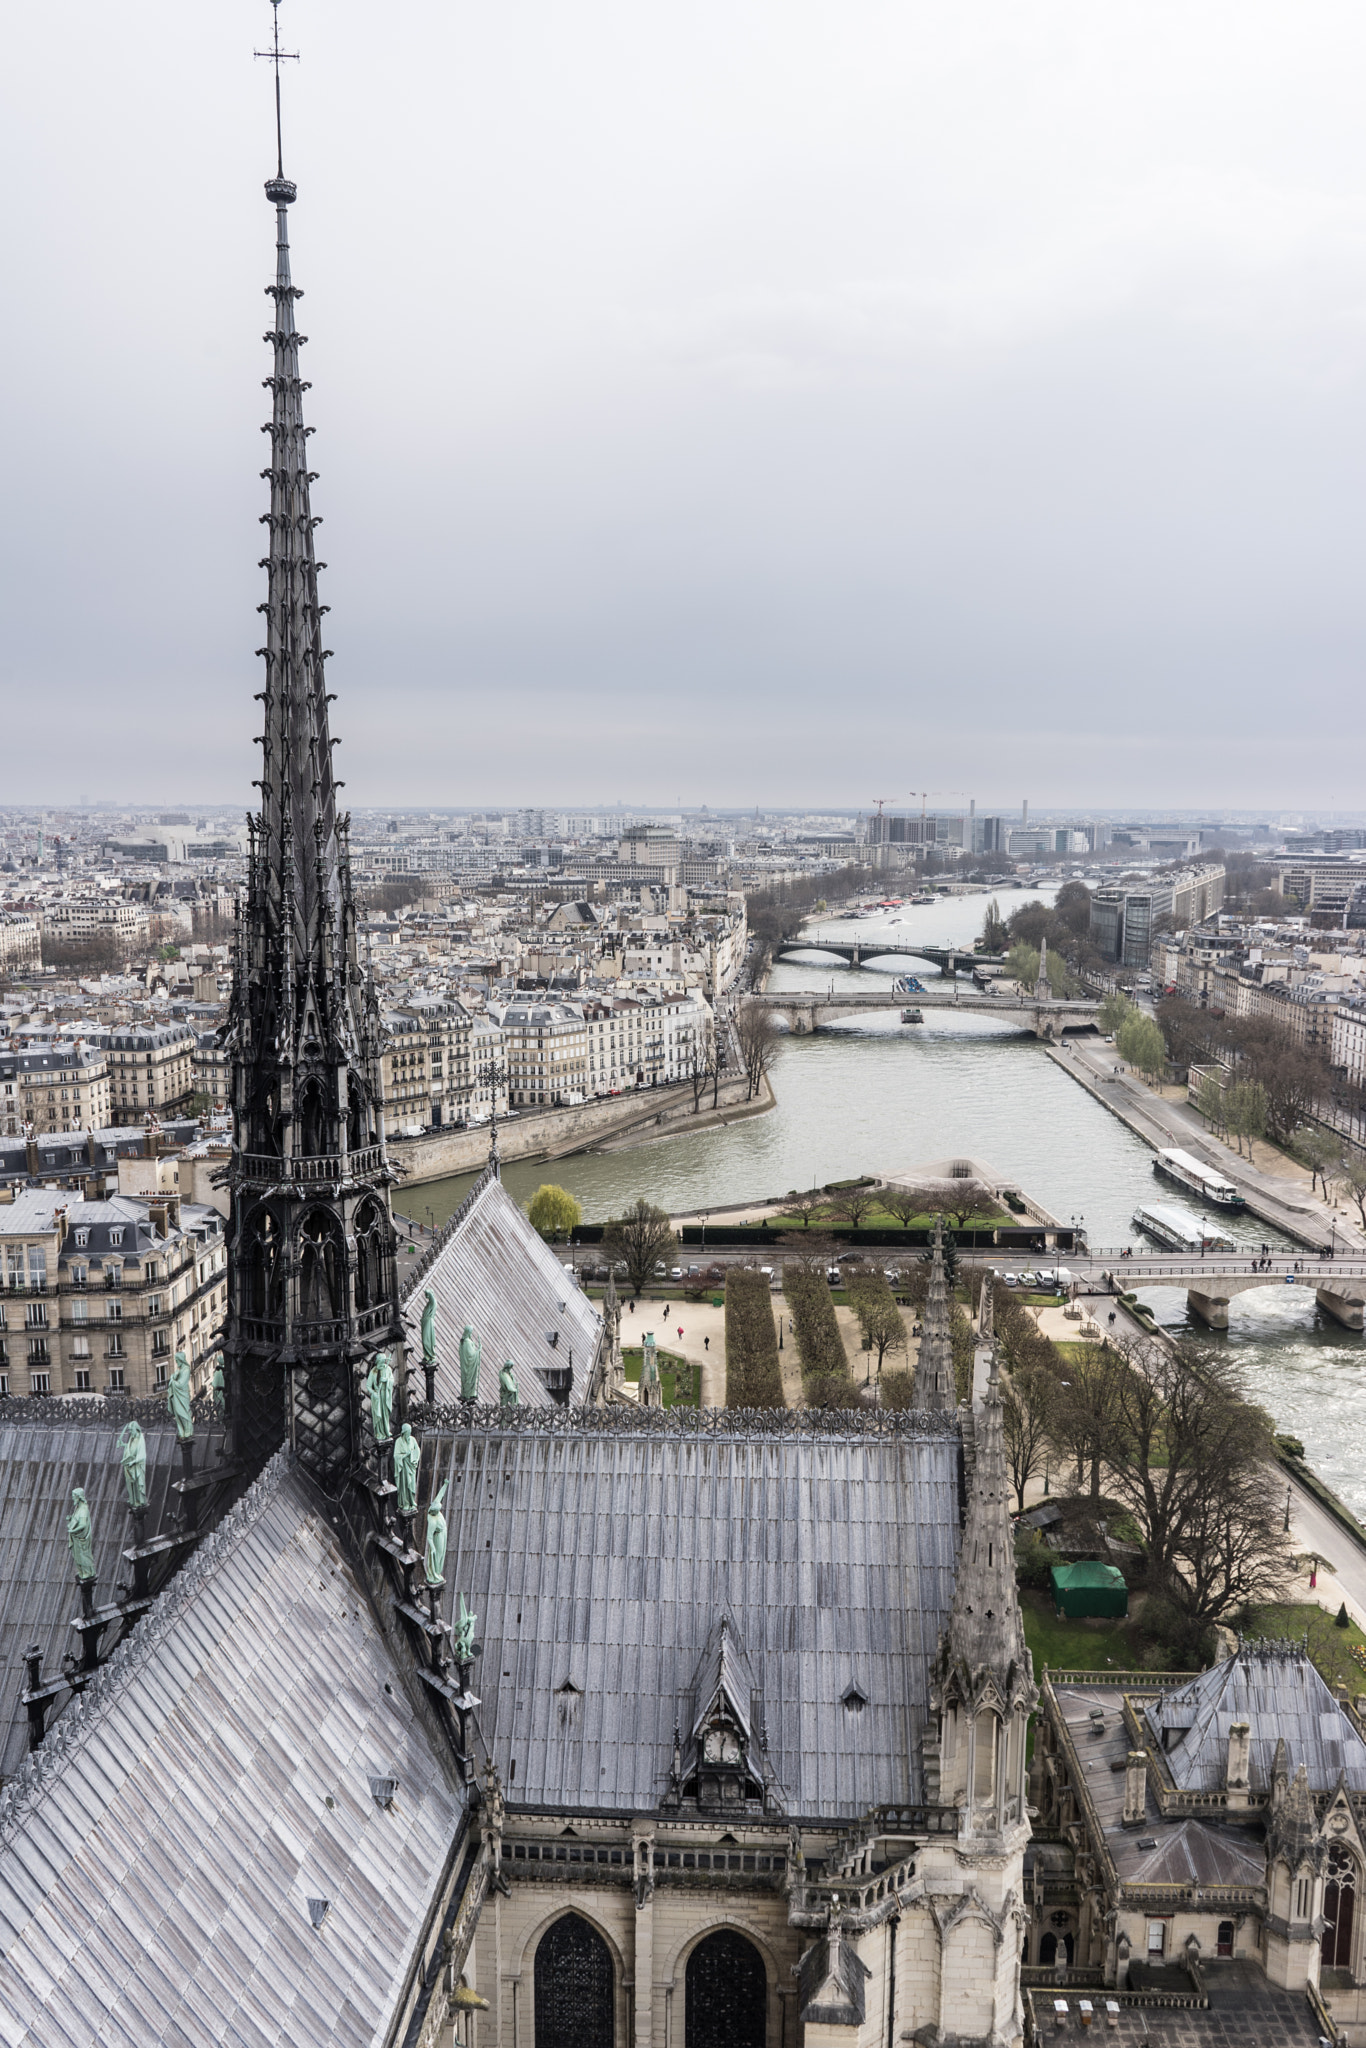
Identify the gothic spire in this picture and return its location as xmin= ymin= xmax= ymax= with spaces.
xmin=941 ymin=1352 xmax=1034 ymax=1719
xmin=915 ymin=1219 xmax=954 ymax=1411
xmin=222 ymin=7 xmax=401 ymax=1480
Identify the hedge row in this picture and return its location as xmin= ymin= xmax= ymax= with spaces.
xmin=723 ymin=1268 xmax=785 ymax=1409
xmin=783 ymin=1263 xmax=858 ymax=1405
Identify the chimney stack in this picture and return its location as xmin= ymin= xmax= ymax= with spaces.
xmin=1226 ymin=1720 xmax=1251 ymax=1808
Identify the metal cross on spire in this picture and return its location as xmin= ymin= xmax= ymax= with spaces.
xmin=255 ymin=0 xmax=299 ymax=182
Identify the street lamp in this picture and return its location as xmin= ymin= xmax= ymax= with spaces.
xmin=1284 ymin=1481 xmax=1292 ymax=1533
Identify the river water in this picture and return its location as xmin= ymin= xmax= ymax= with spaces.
xmin=407 ymin=889 xmax=1366 ymax=1513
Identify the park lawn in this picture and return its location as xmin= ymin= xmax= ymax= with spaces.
xmin=1053 ymin=1340 xmax=1106 ymax=1364
xmin=1019 ymin=1588 xmax=1137 ymax=1673
xmin=765 ymin=1207 xmax=1013 ymax=1234
xmin=622 ymin=1347 xmax=700 ymax=1409
xmin=1245 ymin=1602 xmax=1366 ymax=1694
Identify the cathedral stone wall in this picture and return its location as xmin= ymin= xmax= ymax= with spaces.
xmin=468 ymin=1876 xmax=800 ymax=2047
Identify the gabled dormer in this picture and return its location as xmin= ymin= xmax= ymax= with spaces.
xmin=676 ymin=1616 xmax=768 ymax=1811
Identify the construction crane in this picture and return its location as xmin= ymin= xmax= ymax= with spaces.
xmin=871 ymin=798 xmax=893 ymax=817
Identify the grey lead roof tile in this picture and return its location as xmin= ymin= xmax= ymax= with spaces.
xmin=0 ymin=1458 xmax=465 ymax=2047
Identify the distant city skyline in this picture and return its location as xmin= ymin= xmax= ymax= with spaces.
xmin=3 ymin=1 xmax=1365 ymax=808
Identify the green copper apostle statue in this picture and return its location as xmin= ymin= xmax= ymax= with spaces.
xmin=167 ymin=1350 xmax=193 ymax=1440
xmin=498 ymin=1359 xmax=518 ymax=1408
xmin=393 ymin=1423 xmax=420 ymax=1515
xmin=459 ymin=1325 xmax=481 ymax=1402
xmin=454 ymin=1592 xmax=477 ymax=1663
xmin=117 ymin=1420 xmax=147 ymax=1511
xmin=421 ymin=1291 xmax=437 ymax=1368
xmin=67 ymin=1487 xmax=95 ymax=1582
xmin=366 ymin=1350 xmax=394 ymax=1443
xmin=424 ymin=1480 xmax=448 ymax=1587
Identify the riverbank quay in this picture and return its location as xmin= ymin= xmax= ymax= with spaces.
xmin=1045 ymin=1275 xmax=1366 ymax=1639
xmin=1044 ymin=1036 xmax=1362 ymax=1253
xmin=391 ymin=1065 xmax=772 ymax=1188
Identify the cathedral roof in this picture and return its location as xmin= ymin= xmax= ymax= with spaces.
xmin=0 ymin=1455 xmax=465 ymax=2048
xmin=420 ymin=1410 xmax=961 ymax=1819
xmin=1143 ymin=1638 xmax=1366 ymax=1795
xmin=0 ymin=1414 xmax=206 ymax=1778
xmin=401 ymin=1166 xmax=601 ymax=1405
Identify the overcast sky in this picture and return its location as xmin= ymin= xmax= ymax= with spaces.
xmin=2 ymin=2 xmax=1364 ymax=813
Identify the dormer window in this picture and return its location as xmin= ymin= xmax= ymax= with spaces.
xmin=74 ymin=1229 xmax=89 ymax=1250
xmin=109 ymin=1228 xmax=124 ymax=1248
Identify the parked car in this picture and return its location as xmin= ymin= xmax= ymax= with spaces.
xmin=669 ymin=1266 xmax=683 ymax=1280
xmin=1003 ymin=1272 xmax=1020 ymax=1287
xmin=826 ymin=1267 xmax=842 ymax=1285
xmin=705 ymin=1264 xmax=726 ymax=1282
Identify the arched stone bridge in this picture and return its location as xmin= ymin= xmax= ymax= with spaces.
xmin=975 ymin=1251 xmax=1366 ymax=1332
xmin=776 ymin=940 xmax=1000 ymax=975
xmin=741 ymin=988 xmax=1100 ymax=1042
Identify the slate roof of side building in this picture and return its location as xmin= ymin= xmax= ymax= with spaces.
xmin=416 ymin=1410 xmax=961 ymax=1818
xmin=0 ymin=1455 xmax=465 ymax=2048
xmin=1143 ymin=1637 xmax=1366 ymax=1793
xmin=401 ymin=1164 xmax=601 ymax=1405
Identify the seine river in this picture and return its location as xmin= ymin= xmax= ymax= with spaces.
xmin=409 ymin=890 xmax=1366 ymax=1512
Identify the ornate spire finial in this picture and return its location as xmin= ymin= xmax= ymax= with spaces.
xmin=255 ymin=0 xmax=299 ymax=192
xmin=914 ymin=1218 xmax=954 ymax=1411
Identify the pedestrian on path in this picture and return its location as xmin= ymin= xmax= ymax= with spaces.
xmin=704 ymin=1337 xmax=710 ymax=1351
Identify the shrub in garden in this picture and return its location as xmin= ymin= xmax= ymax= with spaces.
xmin=723 ymin=1268 xmax=784 ymax=1408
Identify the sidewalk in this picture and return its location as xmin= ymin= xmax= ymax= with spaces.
xmin=1047 ymin=1037 xmax=1362 ymax=1252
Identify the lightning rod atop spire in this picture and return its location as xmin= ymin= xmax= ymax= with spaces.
xmin=255 ymin=0 xmax=299 ymax=197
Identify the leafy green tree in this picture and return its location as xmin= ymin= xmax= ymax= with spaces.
xmin=1007 ymin=942 xmax=1039 ymax=989
xmin=1195 ymin=1070 xmax=1226 ymax=1135
xmin=1054 ymin=881 xmax=1093 ymax=937
xmin=1098 ymin=990 xmax=1137 ymax=1036
xmin=1295 ymin=1125 xmax=1342 ymax=1197
xmin=980 ymin=898 xmax=1008 ymax=951
xmin=1224 ymin=1078 xmax=1269 ymax=1164
xmin=602 ymin=1199 xmax=678 ymax=1294
xmin=527 ymin=1184 xmax=582 ymax=1241
xmin=1116 ymin=1012 xmax=1167 ymax=1082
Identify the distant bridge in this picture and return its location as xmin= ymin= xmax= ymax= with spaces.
xmin=777 ymin=940 xmax=1000 ymax=975
xmin=741 ymin=987 xmax=1100 ymax=1042
xmin=971 ymin=1250 xmax=1366 ymax=1332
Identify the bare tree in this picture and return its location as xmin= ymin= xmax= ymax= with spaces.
xmin=733 ymin=1006 xmax=779 ymax=1101
xmin=848 ymin=1270 xmax=907 ymax=1376
xmin=940 ymin=1179 xmax=992 ymax=1230
xmin=830 ymin=1184 xmax=879 ymax=1229
xmin=882 ymin=1185 xmax=934 ymax=1230
xmin=1049 ymin=1342 xmax=1126 ymax=1500
xmin=784 ymin=1186 xmax=826 ymax=1228
xmin=1001 ymin=1364 xmax=1057 ymax=1514
xmin=1102 ymin=1337 xmax=1292 ymax=1630
xmin=602 ymin=1200 xmax=678 ymax=1296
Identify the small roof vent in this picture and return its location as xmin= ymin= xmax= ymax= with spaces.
xmin=369 ymin=1775 xmax=399 ymax=1810
xmin=1137 ymin=1837 xmax=1157 ymax=1851
xmin=841 ymin=1684 xmax=868 ymax=1713
xmin=306 ymin=1897 xmax=330 ymax=1930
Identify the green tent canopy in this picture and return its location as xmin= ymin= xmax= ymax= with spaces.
xmin=1050 ymin=1561 xmax=1128 ymax=1619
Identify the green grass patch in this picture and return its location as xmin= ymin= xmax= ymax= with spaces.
xmin=1244 ymin=1602 xmax=1366 ymax=1695
xmin=621 ymin=1347 xmax=700 ymax=1408
xmin=1053 ymin=1340 xmax=1106 ymax=1364
xmin=1020 ymin=1588 xmax=1136 ymax=1673
xmin=766 ymin=1206 xmax=1012 ymax=1233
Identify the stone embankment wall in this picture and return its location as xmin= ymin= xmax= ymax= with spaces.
xmin=390 ymin=1072 xmax=764 ymax=1187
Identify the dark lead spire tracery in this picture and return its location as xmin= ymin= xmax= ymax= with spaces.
xmin=222 ymin=24 xmax=401 ymax=1480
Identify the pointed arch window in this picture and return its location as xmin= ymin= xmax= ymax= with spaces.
xmin=299 ymin=1210 xmax=345 ymax=1323
xmin=686 ymin=1929 xmax=765 ymax=2048
xmin=534 ymin=1912 xmax=613 ymax=2048
xmin=1323 ymin=1844 xmax=1357 ymax=1972
xmin=247 ymin=1208 xmax=285 ymax=1320
xmin=353 ymin=1199 xmax=394 ymax=1313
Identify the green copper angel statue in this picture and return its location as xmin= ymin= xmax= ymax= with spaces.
xmin=454 ymin=1592 xmax=477 ymax=1663
xmin=421 ymin=1291 xmax=437 ymax=1368
xmin=424 ymin=1480 xmax=448 ymax=1587
xmin=167 ymin=1350 xmax=193 ymax=1440
xmin=459 ymin=1325 xmax=481 ymax=1402
xmin=366 ymin=1350 xmax=394 ymax=1443
xmin=117 ymin=1420 xmax=147 ymax=1511
xmin=67 ymin=1487 xmax=95 ymax=1582
xmin=393 ymin=1423 xmax=420 ymax=1515
xmin=498 ymin=1359 xmax=519 ymax=1409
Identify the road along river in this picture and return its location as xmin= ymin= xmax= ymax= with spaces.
xmin=406 ymin=892 xmax=1366 ymax=1515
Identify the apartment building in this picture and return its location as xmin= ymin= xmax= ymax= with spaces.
xmin=0 ymin=914 xmax=41 ymax=972
xmin=382 ymin=998 xmax=476 ymax=1131
xmin=193 ymin=1028 xmax=230 ymax=1111
xmin=0 ymin=1043 xmax=111 ymax=1139
xmin=43 ymin=897 xmax=150 ymax=945
xmin=1092 ymin=866 xmax=1226 ymax=970
xmin=583 ymin=990 xmax=714 ymax=1093
xmin=1333 ymin=996 xmax=1366 ymax=1088
xmin=0 ymin=1182 xmax=226 ymax=1399
xmin=499 ymin=1000 xmax=591 ymax=1107
xmin=100 ymin=1023 xmax=197 ymax=1120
